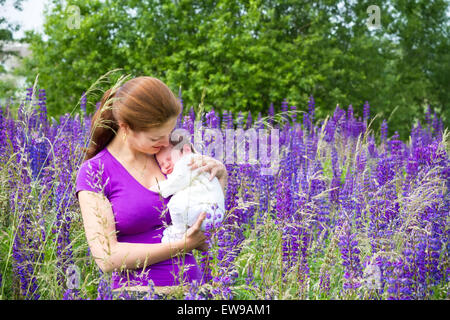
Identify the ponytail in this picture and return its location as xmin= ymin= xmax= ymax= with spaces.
xmin=81 ymin=76 xmax=181 ymax=162
xmin=82 ymin=88 xmax=119 ymax=162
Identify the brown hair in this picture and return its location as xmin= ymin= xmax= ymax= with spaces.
xmin=83 ymin=77 xmax=181 ymax=162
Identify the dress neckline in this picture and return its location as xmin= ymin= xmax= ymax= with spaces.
xmin=104 ymin=147 xmax=166 ymax=195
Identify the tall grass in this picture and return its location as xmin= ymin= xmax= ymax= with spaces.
xmin=0 ymin=76 xmax=448 ymax=300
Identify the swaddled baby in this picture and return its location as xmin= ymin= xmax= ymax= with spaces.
xmin=155 ymin=138 xmax=225 ymax=243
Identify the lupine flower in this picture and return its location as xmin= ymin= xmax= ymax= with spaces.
xmin=211 ymin=275 xmax=234 ymax=300
xmin=38 ymin=89 xmax=48 ymax=130
xmin=308 ymin=95 xmax=315 ymax=127
xmin=425 ymin=104 xmax=432 ymax=130
xmin=383 ymin=256 xmax=413 ymax=300
xmin=363 ymin=101 xmax=370 ymax=123
xmin=185 ymin=280 xmax=207 ymax=300
xmin=324 ymin=118 xmax=336 ymax=143
xmin=375 ymin=157 xmax=395 ymax=186
xmin=380 ymin=120 xmax=388 ymax=144
xmin=63 ymin=288 xmax=81 ymax=300
xmin=338 ymin=219 xmax=363 ymax=291
xmin=29 ymin=134 xmax=48 ymax=180
xmin=268 ymin=103 xmax=274 ymax=126
xmin=290 ymin=105 xmax=297 ymax=123
xmin=96 ymin=273 xmax=113 ymax=300
xmin=1 ymin=88 xmax=448 ymax=301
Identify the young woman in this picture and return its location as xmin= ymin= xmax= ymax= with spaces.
xmin=75 ymin=76 xmax=227 ymax=295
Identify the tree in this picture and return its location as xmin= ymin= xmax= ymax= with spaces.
xmin=0 ymin=0 xmax=23 ymax=60
xmin=16 ymin=0 xmax=450 ymax=138
xmin=387 ymin=0 xmax=450 ymax=133
xmin=0 ymin=0 xmax=24 ymax=99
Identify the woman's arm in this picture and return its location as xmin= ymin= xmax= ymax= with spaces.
xmin=78 ymin=190 xmax=206 ymax=273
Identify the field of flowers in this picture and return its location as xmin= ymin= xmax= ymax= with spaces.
xmin=0 ymin=86 xmax=448 ymax=300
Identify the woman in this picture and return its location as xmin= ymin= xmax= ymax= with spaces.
xmin=75 ymin=76 xmax=228 ymax=297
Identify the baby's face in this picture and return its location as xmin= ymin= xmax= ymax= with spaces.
xmin=155 ymin=145 xmax=183 ymax=175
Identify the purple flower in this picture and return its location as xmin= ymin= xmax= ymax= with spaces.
xmin=63 ymin=289 xmax=81 ymax=300
xmin=308 ymin=95 xmax=315 ymax=125
xmin=245 ymin=111 xmax=253 ymax=130
xmin=338 ymin=219 xmax=363 ymax=291
xmin=324 ymin=118 xmax=336 ymax=143
xmin=96 ymin=273 xmax=113 ymax=300
xmin=375 ymin=157 xmax=395 ymax=186
xmin=363 ymin=101 xmax=370 ymax=123
xmin=185 ymin=280 xmax=207 ymax=300
xmin=380 ymin=119 xmax=388 ymax=144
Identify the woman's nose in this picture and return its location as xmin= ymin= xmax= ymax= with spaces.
xmin=159 ymin=135 xmax=170 ymax=147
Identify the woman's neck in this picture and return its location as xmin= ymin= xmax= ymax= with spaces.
xmin=107 ymin=135 xmax=147 ymax=165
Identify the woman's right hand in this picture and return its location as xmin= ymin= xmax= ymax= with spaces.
xmin=184 ymin=212 xmax=207 ymax=251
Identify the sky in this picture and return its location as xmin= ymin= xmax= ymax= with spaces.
xmin=3 ymin=0 xmax=48 ymax=39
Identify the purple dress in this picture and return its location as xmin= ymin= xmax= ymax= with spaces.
xmin=75 ymin=147 xmax=202 ymax=289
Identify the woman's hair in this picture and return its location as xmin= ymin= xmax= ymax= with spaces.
xmin=83 ymin=77 xmax=181 ymax=162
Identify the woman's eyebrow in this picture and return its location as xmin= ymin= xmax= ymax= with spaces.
xmin=150 ymin=135 xmax=164 ymax=139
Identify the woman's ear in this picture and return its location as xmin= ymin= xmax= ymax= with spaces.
xmin=118 ymin=121 xmax=129 ymax=134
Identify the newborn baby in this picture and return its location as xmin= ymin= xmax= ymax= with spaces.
xmin=155 ymin=138 xmax=225 ymax=243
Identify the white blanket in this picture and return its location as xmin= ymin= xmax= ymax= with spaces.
xmin=157 ymin=153 xmax=225 ymax=243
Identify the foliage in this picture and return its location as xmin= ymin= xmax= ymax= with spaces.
xmin=12 ymin=0 xmax=450 ymax=140
xmin=0 ymin=82 xmax=448 ymax=300
xmin=0 ymin=0 xmax=25 ymax=99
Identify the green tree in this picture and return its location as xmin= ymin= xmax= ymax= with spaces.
xmin=0 ymin=0 xmax=24 ymax=99
xmin=387 ymin=0 xmax=450 ymax=134
xmin=16 ymin=0 xmax=450 ymax=138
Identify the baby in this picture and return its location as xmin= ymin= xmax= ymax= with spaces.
xmin=154 ymin=136 xmax=225 ymax=243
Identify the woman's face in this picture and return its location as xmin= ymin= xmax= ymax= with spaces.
xmin=125 ymin=117 xmax=178 ymax=155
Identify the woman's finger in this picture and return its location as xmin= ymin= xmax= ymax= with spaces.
xmin=192 ymin=211 xmax=206 ymax=230
xmin=188 ymin=156 xmax=200 ymax=168
xmin=209 ymin=167 xmax=218 ymax=180
xmin=188 ymin=155 xmax=227 ymax=183
xmin=198 ymin=161 xmax=223 ymax=178
xmin=189 ymin=155 xmax=208 ymax=168
xmin=198 ymin=162 xmax=214 ymax=172
xmin=190 ymin=159 xmax=213 ymax=171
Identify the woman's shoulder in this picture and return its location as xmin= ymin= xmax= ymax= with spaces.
xmin=79 ymin=149 xmax=110 ymax=170
xmin=76 ymin=149 xmax=113 ymax=183
xmin=76 ymin=148 xmax=112 ymax=195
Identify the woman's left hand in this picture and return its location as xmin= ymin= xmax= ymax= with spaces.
xmin=195 ymin=242 xmax=209 ymax=252
xmin=188 ymin=155 xmax=227 ymax=182
xmin=188 ymin=154 xmax=228 ymax=194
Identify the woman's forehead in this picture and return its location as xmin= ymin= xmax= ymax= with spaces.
xmin=147 ymin=118 xmax=177 ymax=136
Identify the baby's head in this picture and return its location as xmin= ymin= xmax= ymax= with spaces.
xmin=156 ymin=135 xmax=194 ymax=175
